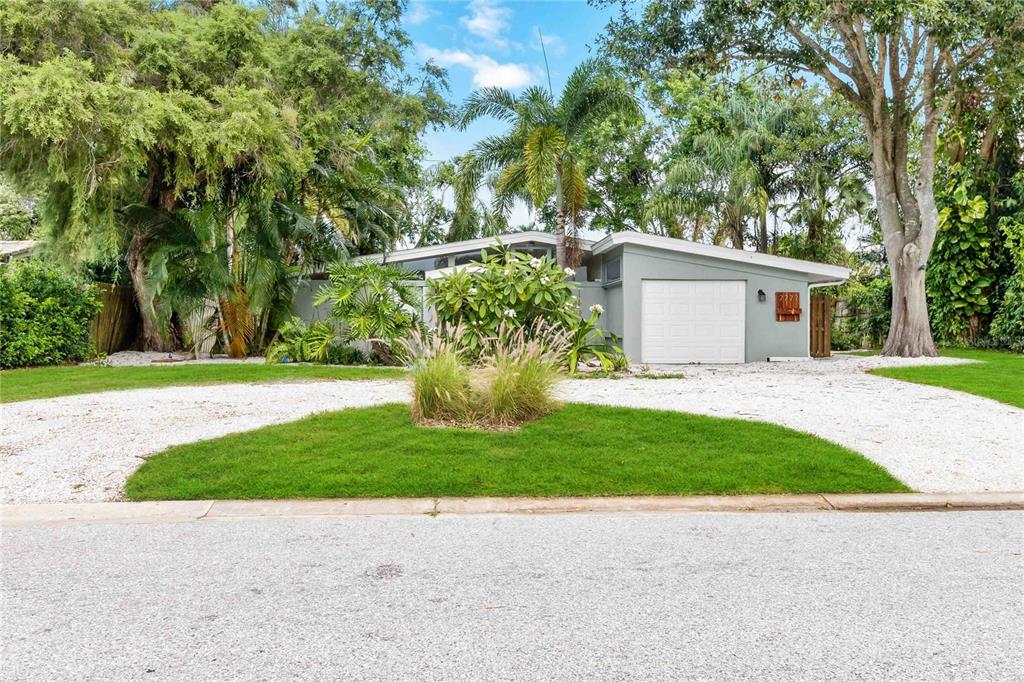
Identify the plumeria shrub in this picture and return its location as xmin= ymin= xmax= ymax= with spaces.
xmin=429 ymin=246 xmax=579 ymax=353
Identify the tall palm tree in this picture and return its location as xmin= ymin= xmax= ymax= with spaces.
xmin=456 ymin=59 xmax=638 ymax=266
xmin=651 ymin=88 xmax=800 ymax=252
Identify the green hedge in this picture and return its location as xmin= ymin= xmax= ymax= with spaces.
xmin=0 ymin=260 xmax=101 ymax=368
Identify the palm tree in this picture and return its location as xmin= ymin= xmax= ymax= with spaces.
xmin=651 ymin=88 xmax=800 ymax=252
xmin=456 ymin=60 xmax=638 ymax=266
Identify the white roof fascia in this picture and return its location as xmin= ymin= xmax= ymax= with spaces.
xmin=591 ymin=232 xmax=851 ymax=282
xmin=360 ymin=231 xmax=594 ymax=264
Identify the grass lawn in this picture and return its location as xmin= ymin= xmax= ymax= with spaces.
xmin=125 ymin=403 xmax=909 ymax=500
xmin=869 ymin=348 xmax=1024 ymax=409
xmin=0 ymin=363 xmax=405 ymax=403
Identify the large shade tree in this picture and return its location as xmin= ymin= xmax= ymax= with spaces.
xmin=600 ymin=0 xmax=1024 ymax=356
xmin=0 ymin=0 xmax=445 ymax=351
xmin=456 ymin=59 xmax=638 ymax=267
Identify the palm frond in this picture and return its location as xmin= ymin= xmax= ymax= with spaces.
xmin=459 ymin=87 xmax=518 ymax=128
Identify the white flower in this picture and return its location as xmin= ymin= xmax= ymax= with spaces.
xmin=468 ymin=287 xmax=478 ymax=295
xmin=589 ymin=304 xmax=604 ymax=315
xmin=503 ymin=308 xmax=517 ymax=318
xmin=563 ymin=267 xmax=575 ymax=276
xmin=540 ymin=276 xmax=549 ymax=285
xmin=529 ymin=257 xmax=542 ymax=268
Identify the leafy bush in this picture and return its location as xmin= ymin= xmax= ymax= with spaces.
xmin=990 ymin=219 xmax=1024 ymax=351
xmin=0 ymin=182 xmax=37 ymax=241
xmin=326 ymin=344 xmax=368 ymax=366
xmin=927 ymin=174 xmax=1001 ymax=344
xmin=839 ymin=276 xmax=891 ymax=349
xmin=316 ymin=262 xmax=420 ymax=364
xmin=429 ymin=246 xmax=578 ymax=353
xmin=265 ymin=317 xmax=335 ymax=364
xmin=0 ymin=260 xmax=100 ymax=368
xmin=401 ymin=321 xmax=568 ymax=428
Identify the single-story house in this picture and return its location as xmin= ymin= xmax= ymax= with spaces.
xmin=0 ymin=240 xmax=40 ymax=263
xmin=294 ymin=231 xmax=850 ymax=364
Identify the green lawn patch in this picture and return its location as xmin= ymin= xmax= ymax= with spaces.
xmin=869 ymin=348 xmax=1024 ymax=408
xmin=125 ymin=403 xmax=909 ymax=500
xmin=0 ymin=363 xmax=405 ymax=403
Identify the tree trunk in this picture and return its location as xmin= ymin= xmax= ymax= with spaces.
xmin=125 ymin=231 xmax=172 ymax=352
xmin=884 ymin=240 xmax=937 ymax=356
xmin=554 ymin=161 xmax=567 ymax=267
xmin=863 ymin=110 xmax=939 ymax=358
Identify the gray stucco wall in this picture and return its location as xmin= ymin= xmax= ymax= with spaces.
xmin=618 ymin=245 xmax=812 ymax=363
xmin=293 ymin=279 xmax=332 ymax=322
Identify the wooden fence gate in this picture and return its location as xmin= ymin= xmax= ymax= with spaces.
xmin=90 ymin=283 xmax=138 ymax=354
xmin=809 ymin=294 xmax=833 ymax=358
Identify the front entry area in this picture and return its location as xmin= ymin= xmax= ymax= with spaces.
xmin=640 ymin=280 xmax=746 ymax=363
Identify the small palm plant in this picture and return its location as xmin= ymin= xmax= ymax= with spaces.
xmin=315 ymin=261 xmax=420 ymax=363
xmin=456 ymin=60 xmax=638 ymax=266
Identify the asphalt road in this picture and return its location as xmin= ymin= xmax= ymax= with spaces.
xmin=2 ymin=511 xmax=1022 ymax=680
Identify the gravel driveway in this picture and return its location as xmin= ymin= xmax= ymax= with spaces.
xmin=2 ymin=355 xmax=1021 ymax=502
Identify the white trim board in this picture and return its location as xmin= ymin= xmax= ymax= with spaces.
xmin=591 ymin=232 xmax=851 ymax=283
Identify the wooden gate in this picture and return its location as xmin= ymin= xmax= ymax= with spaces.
xmin=809 ymin=294 xmax=832 ymax=358
xmin=90 ymin=283 xmax=139 ymax=354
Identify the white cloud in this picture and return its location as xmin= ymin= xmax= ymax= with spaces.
xmin=420 ymin=45 xmax=535 ymax=89
xmin=460 ymin=0 xmax=511 ymax=46
xmin=531 ymin=29 xmax=567 ymax=58
xmin=405 ymin=2 xmax=437 ymax=25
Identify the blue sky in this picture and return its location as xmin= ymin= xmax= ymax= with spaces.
xmin=403 ymin=0 xmax=616 ymax=164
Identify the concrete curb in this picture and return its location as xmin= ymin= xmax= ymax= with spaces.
xmin=3 ymin=492 xmax=1022 ymax=527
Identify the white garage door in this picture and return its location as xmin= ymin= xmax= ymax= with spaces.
xmin=641 ymin=280 xmax=746 ymax=364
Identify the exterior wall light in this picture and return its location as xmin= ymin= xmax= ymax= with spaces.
xmin=757 ymin=289 xmax=767 ymax=302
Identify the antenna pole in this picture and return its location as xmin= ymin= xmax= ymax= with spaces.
xmin=537 ymin=27 xmax=553 ymax=96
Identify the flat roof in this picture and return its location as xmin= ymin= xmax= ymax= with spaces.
xmin=591 ymin=232 xmax=851 ymax=282
xmin=362 ymin=231 xmax=594 ymax=264
xmin=363 ymin=231 xmax=850 ymax=282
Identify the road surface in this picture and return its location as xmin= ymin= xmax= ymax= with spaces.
xmin=2 ymin=511 xmax=1022 ymax=680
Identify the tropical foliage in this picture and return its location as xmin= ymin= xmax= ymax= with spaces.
xmin=429 ymin=246 xmax=579 ymax=352
xmin=315 ymin=261 xmax=420 ymax=362
xmin=0 ymin=182 xmax=37 ymax=241
xmin=0 ymin=0 xmax=446 ymax=353
xmin=0 ymin=260 xmax=100 ymax=368
xmin=265 ymin=317 xmax=335 ymax=365
xmin=455 ymin=60 xmax=638 ymax=266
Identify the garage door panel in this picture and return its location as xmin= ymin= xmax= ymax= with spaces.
xmin=641 ymin=280 xmax=746 ymax=364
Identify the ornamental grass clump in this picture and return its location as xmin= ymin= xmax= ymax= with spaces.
xmin=401 ymin=324 xmax=475 ymax=424
xmin=400 ymin=321 xmax=568 ymax=429
xmin=480 ymin=322 xmax=569 ymax=426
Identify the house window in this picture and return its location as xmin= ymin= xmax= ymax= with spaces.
xmin=604 ymin=257 xmax=622 ymax=282
xmin=394 ymin=256 xmax=449 ymax=277
xmin=453 ymin=251 xmax=484 ymax=266
xmin=516 ymin=246 xmax=551 ymax=259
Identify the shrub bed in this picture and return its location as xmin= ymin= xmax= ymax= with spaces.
xmin=0 ymin=260 xmax=100 ymax=368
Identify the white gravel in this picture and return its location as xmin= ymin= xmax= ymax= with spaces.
xmin=2 ymin=355 xmax=1021 ymax=503
xmin=1 ymin=381 xmax=407 ymax=503
xmin=93 ymin=351 xmax=266 ymax=366
xmin=561 ymin=354 xmax=1024 ymax=493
